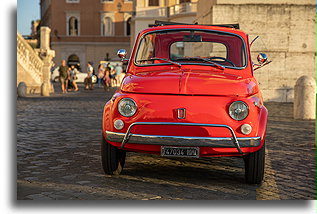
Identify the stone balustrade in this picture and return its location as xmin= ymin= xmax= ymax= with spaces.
xmin=169 ymin=2 xmax=197 ymax=17
xmin=136 ymin=7 xmax=167 ymax=17
xmin=17 ymin=27 xmax=55 ymax=96
xmin=17 ymin=33 xmax=44 ymax=94
xmin=17 ymin=33 xmax=43 ymax=85
xmin=136 ymin=2 xmax=197 ymax=18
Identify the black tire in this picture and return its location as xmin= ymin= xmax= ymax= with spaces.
xmin=101 ymin=135 xmax=126 ymax=175
xmin=243 ymin=144 xmax=265 ymax=184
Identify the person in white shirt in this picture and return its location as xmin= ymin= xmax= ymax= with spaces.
xmin=84 ymin=61 xmax=94 ymax=90
xmin=115 ymin=63 xmax=124 ymax=86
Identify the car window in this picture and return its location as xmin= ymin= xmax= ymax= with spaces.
xmin=135 ymin=34 xmax=155 ymax=64
xmin=135 ymin=30 xmax=246 ymax=68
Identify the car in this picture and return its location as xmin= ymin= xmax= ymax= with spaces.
xmin=51 ymin=66 xmax=97 ymax=83
xmin=51 ymin=66 xmax=60 ymax=82
xmin=101 ymin=21 xmax=271 ymax=184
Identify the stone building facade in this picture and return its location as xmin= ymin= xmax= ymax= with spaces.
xmin=196 ymin=0 xmax=316 ymax=102
xmin=131 ymin=0 xmax=198 ymax=48
xmin=40 ymin=0 xmax=133 ymax=71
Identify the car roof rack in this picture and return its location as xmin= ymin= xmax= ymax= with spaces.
xmin=149 ymin=20 xmax=240 ymax=29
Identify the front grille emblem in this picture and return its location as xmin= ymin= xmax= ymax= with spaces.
xmin=177 ymin=108 xmax=186 ymax=119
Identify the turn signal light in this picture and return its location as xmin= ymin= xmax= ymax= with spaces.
xmin=241 ymin=124 xmax=252 ymax=135
xmin=114 ymin=119 xmax=124 ymax=130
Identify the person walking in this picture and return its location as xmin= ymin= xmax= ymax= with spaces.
xmin=103 ymin=66 xmax=111 ymax=91
xmin=97 ymin=64 xmax=105 ymax=88
xmin=84 ymin=61 xmax=94 ymax=90
xmin=114 ymin=63 xmax=124 ymax=85
xmin=58 ymin=60 xmax=70 ymax=93
xmin=69 ymin=65 xmax=79 ymax=91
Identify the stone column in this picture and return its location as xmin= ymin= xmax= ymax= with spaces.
xmin=293 ymin=76 xmax=316 ymax=120
xmin=39 ymin=27 xmax=55 ymax=96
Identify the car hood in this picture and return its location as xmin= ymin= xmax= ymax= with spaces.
xmin=121 ymin=69 xmax=258 ymax=96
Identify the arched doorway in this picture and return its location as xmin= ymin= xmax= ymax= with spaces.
xmin=67 ymin=54 xmax=80 ymax=70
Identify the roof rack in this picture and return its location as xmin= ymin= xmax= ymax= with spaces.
xmin=149 ymin=20 xmax=240 ymax=29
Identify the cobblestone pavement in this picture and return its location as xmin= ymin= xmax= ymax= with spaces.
xmin=17 ymin=83 xmax=316 ymax=200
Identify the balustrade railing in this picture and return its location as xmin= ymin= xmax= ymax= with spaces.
xmin=17 ymin=33 xmax=43 ymax=85
xmin=136 ymin=7 xmax=167 ymax=17
xmin=136 ymin=2 xmax=197 ymax=18
xmin=169 ymin=2 xmax=197 ymax=17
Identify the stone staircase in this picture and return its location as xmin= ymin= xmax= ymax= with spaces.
xmin=17 ymin=33 xmax=45 ymax=94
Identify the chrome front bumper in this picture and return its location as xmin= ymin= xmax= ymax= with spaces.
xmin=105 ymin=122 xmax=261 ymax=154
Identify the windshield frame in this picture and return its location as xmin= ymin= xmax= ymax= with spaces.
xmin=133 ymin=28 xmax=248 ymax=70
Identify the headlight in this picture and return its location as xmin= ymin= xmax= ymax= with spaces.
xmin=118 ymin=98 xmax=137 ymax=117
xmin=228 ymin=101 xmax=249 ymax=121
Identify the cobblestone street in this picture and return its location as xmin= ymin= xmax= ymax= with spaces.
xmin=17 ymin=83 xmax=316 ymax=200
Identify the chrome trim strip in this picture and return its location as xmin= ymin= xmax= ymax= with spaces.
xmin=106 ymin=122 xmax=260 ymax=154
xmin=106 ymin=131 xmax=261 ymax=148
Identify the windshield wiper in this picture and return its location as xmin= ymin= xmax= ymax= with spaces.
xmin=174 ymin=57 xmax=224 ymax=70
xmin=137 ymin=57 xmax=181 ymax=67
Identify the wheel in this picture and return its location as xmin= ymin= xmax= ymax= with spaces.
xmin=101 ymin=135 xmax=126 ymax=175
xmin=243 ymin=144 xmax=265 ymax=184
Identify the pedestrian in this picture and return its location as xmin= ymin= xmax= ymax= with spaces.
xmin=103 ymin=66 xmax=111 ymax=91
xmin=108 ymin=64 xmax=117 ymax=87
xmin=114 ymin=63 xmax=123 ymax=85
xmin=58 ymin=60 xmax=70 ymax=93
xmin=84 ymin=61 xmax=94 ymax=90
xmin=97 ymin=64 xmax=105 ymax=88
xmin=69 ymin=65 xmax=79 ymax=91
xmin=115 ymin=63 xmax=125 ymax=86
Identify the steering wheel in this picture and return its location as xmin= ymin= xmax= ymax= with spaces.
xmin=208 ymin=56 xmax=236 ymax=67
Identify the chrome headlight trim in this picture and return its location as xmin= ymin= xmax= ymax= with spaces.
xmin=228 ymin=101 xmax=249 ymax=121
xmin=118 ymin=98 xmax=137 ymax=117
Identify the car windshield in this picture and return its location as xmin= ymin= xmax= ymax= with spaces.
xmin=135 ymin=29 xmax=247 ymax=69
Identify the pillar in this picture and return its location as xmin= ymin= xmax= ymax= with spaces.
xmin=39 ymin=27 xmax=55 ymax=96
xmin=293 ymin=75 xmax=316 ymax=120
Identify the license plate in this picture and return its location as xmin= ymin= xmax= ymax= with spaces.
xmin=161 ymin=146 xmax=199 ymax=158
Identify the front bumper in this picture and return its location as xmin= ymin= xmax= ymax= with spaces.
xmin=105 ymin=122 xmax=261 ymax=155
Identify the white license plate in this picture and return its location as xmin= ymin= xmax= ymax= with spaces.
xmin=161 ymin=146 xmax=199 ymax=158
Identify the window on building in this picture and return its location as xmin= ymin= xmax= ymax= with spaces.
xmin=126 ymin=17 xmax=131 ymax=36
xmin=102 ymin=17 xmax=113 ymax=36
xmin=148 ymin=0 xmax=159 ymax=6
xmin=68 ymin=16 xmax=78 ymax=36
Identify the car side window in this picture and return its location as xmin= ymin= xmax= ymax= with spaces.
xmin=135 ymin=35 xmax=155 ymax=64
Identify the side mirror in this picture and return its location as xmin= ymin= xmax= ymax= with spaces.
xmin=257 ymin=53 xmax=268 ymax=64
xmin=253 ymin=53 xmax=271 ymax=71
xmin=117 ymin=49 xmax=127 ymax=59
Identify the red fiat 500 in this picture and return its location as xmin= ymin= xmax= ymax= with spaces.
xmin=101 ymin=21 xmax=271 ymax=184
